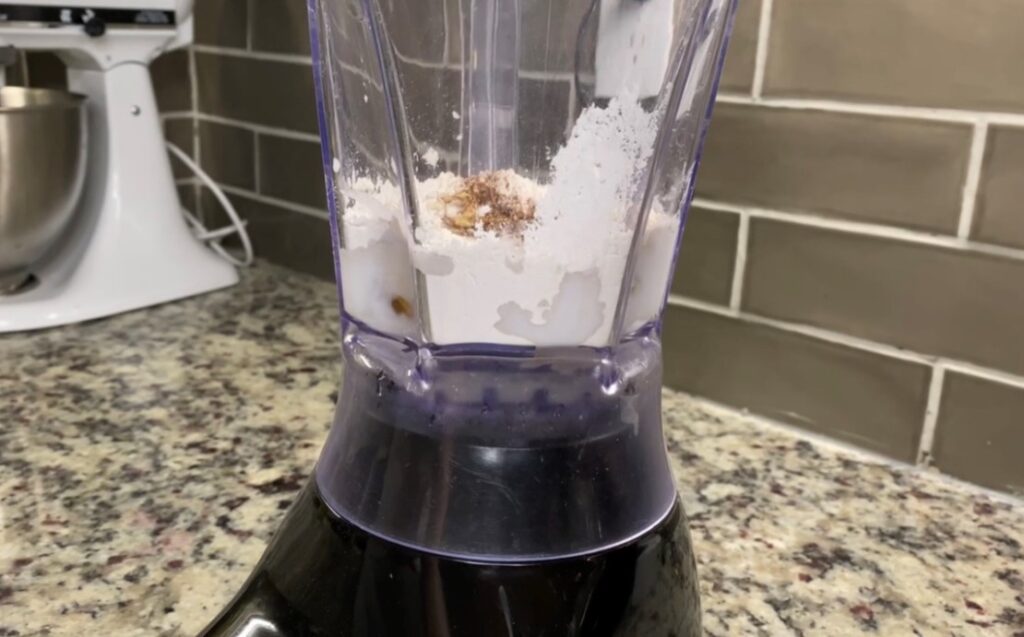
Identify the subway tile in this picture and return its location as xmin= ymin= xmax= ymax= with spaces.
xmin=198 ymin=186 xmax=227 ymax=229
xmin=380 ymin=0 xmax=446 ymax=63
xmin=251 ymin=0 xmax=311 ymax=55
xmin=5 ymin=54 xmax=26 ymax=86
xmin=196 ymin=52 xmax=317 ymax=133
xmin=519 ymin=0 xmax=592 ymax=73
xmin=518 ymin=78 xmax=572 ymax=174
xmin=164 ymin=118 xmax=195 ymax=180
xmin=151 ymin=50 xmax=192 ymax=112
xmin=394 ymin=62 xmax=462 ymax=161
xmin=718 ymin=0 xmax=760 ymax=93
xmin=334 ymin=66 xmax=393 ymax=172
xmin=177 ymin=183 xmax=199 ymax=216
xmin=24 ymin=52 xmax=66 ymax=89
xmin=671 ymin=206 xmax=738 ymax=305
xmin=933 ymin=373 xmax=1024 ymax=494
xmin=199 ymin=120 xmax=256 ymax=190
xmin=973 ymin=126 xmax=1024 ymax=250
xmin=444 ymin=0 xmax=463 ymax=63
xmin=765 ymin=0 xmax=1024 ymax=113
xmin=662 ymin=305 xmax=930 ymax=461
xmin=195 ymin=0 xmax=248 ymax=48
xmin=443 ymin=0 xmax=591 ymax=71
xmin=696 ymin=103 xmax=971 ymax=233
xmin=358 ymin=64 xmax=570 ymax=177
xmin=743 ymin=219 xmax=1024 ymax=376
xmin=258 ymin=134 xmax=328 ymax=210
xmin=202 ymin=189 xmax=335 ymax=280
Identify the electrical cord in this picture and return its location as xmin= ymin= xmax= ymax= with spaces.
xmin=166 ymin=141 xmax=254 ymax=267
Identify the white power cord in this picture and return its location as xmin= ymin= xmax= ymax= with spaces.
xmin=166 ymin=142 xmax=254 ymax=267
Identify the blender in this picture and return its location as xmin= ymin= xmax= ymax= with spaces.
xmin=201 ymin=0 xmax=736 ymax=634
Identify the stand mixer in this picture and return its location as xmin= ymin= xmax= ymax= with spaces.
xmin=202 ymin=0 xmax=737 ymax=634
xmin=0 ymin=0 xmax=237 ymax=332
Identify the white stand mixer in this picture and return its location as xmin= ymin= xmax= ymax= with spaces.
xmin=0 ymin=0 xmax=238 ymax=332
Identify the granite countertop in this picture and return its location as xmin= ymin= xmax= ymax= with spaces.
xmin=1 ymin=264 xmax=1022 ymax=636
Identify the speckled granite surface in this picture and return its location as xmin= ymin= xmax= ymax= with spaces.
xmin=1 ymin=264 xmax=1022 ymax=636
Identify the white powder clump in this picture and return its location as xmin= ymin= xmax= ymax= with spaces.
xmin=336 ymin=178 xmax=418 ymax=338
xmin=337 ymin=97 xmax=680 ymax=346
xmin=527 ymin=95 xmax=660 ymax=272
xmin=421 ymin=147 xmax=440 ymax=168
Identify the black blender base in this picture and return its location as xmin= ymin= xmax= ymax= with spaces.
xmin=200 ymin=482 xmax=701 ymax=637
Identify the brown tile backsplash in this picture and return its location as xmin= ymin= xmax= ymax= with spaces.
xmin=744 ymin=219 xmax=1024 ymax=376
xmin=151 ymin=50 xmax=192 ymax=112
xmin=518 ymin=78 xmax=572 ymax=173
xmin=177 ymin=184 xmax=199 ymax=216
xmin=672 ymin=207 xmax=738 ymax=305
xmin=194 ymin=0 xmax=248 ymax=48
xmin=394 ymin=62 xmax=462 ymax=158
xmin=718 ymin=0 xmax=760 ymax=93
xmin=258 ymin=134 xmax=328 ymax=210
xmin=251 ymin=0 xmax=313 ymax=55
xmin=164 ymin=118 xmax=195 ymax=180
xmin=973 ymin=126 xmax=1024 ymax=251
xmin=934 ymin=373 xmax=1024 ymax=494
xmin=381 ymin=0 xmax=447 ymax=63
xmin=442 ymin=0 xmax=598 ymax=71
xmin=519 ymin=0 xmax=592 ymax=73
xmin=196 ymin=52 xmax=317 ymax=133
xmin=201 ymin=189 xmax=334 ymax=280
xmin=662 ymin=305 xmax=930 ymax=461
xmin=696 ymin=103 xmax=971 ymax=233
xmin=180 ymin=0 xmax=1024 ymax=494
xmin=23 ymin=52 xmax=66 ymax=89
xmin=198 ymin=120 xmax=256 ymax=190
xmin=765 ymin=0 xmax=1024 ymax=113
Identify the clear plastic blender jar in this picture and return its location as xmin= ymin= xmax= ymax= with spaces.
xmin=201 ymin=0 xmax=738 ymax=634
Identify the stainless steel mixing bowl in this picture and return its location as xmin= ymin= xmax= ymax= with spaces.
xmin=0 ymin=86 xmax=88 ymax=293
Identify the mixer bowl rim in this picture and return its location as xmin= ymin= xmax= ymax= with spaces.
xmin=0 ymin=86 xmax=86 ymax=112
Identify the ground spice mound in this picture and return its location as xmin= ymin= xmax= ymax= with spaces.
xmin=437 ymin=171 xmax=536 ymax=238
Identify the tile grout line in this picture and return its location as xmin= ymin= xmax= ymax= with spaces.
xmin=159 ymin=111 xmax=194 ymax=121
xmin=941 ymin=360 xmax=1024 ymax=392
xmin=218 ymin=183 xmax=330 ymax=221
xmin=916 ymin=366 xmax=946 ymax=467
xmin=956 ymin=122 xmax=988 ymax=240
xmin=392 ymin=48 xmax=574 ymax=82
xmin=684 ymin=392 xmax=1024 ymax=506
xmin=691 ymin=197 xmax=1024 ymax=262
xmin=441 ymin=0 xmax=449 ymax=65
xmin=666 ymin=294 xmax=1024 ymax=391
xmin=667 ymin=294 xmax=930 ymax=364
xmin=727 ymin=211 xmax=749 ymax=312
xmin=717 ymin=92 xmax=1024 ymax=127
xmin=750 ymin=0 xmax=773 ymax=99
xmin=193 ymin=112 xmax=321 ymax=143
xmin=245 ymin=0 xmax=253 ymax=51
xmin=192 ymin=43 xmax=311 ymax=66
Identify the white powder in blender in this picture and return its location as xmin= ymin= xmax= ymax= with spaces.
xmin=338 ymin=97 xmax=680 ymax=346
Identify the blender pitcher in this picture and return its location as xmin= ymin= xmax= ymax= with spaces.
xmin=201 ymin=0 xmax=737 ymax=634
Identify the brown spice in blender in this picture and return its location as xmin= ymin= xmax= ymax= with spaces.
xmin=439 ymin=172 xmax=536 ymax=238
xmin=390 ymin=296 xmax=414 ymax=317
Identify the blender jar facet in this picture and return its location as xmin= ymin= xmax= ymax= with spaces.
xmin=308 ymin=0 xmax=737 ymax=561
xmin=200 ymin=3 xmax=738 ymax=633
xmin=310 ymin=0 xmax=737 ymax=348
